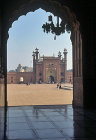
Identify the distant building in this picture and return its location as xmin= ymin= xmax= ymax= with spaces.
xmin=32 ymin=48 xmax=68 ymax=83
xmin=15 ymin=64 xmax=33 ymax=72
xmin=7 ymin=48 xmax=73 ymax=84
xmin=23 ymin=66 xmax=33 ymax=72
xmin=16 ymin=64 xmax=24 ymax=72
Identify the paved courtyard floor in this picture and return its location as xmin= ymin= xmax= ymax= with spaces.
xmin=7 ymin=84 xmax=96 ymax=140
xmin=6 ymin=105 xmax=96 ymax=140
xmin=7 ymin=84 xmax=73 ymax=106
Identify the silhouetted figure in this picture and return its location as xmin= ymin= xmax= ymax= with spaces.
xmin=59 ymin=83 xmax=61 ymax=89
xmin=57 ymin=83 xmax=59 ymax=88
xmin=26 ymin=82 xmax=30 ymax=86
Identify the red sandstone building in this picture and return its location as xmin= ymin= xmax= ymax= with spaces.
xmin=7 ymin=48 xmax=73 ymax=84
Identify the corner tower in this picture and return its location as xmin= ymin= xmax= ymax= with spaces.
xmin=63 ymin=48 xmax=68 ymax=82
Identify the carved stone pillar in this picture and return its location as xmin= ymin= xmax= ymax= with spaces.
xmin=71 ymin=22 xmax=83 ymax=107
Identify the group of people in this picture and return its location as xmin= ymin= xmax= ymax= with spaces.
xmin=26 ymin=82 xmax=30 ymax=85
xmin=57 ymin=83 xmax=61 ymax=89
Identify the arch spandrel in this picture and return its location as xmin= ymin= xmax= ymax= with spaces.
xmin=7 ymin=0 xmax=78 ymax=34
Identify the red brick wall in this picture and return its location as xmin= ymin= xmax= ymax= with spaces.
xmin=36 ymin=63 xmax=43 ymax=83
xmin=7 ymin=71 xmax=73 ymax=84
xmin=43 ymin=58 xmax=60 ymax=83
xmin=7 ymin=72 xmax=17 ymax=84
xmin=7 ymin=72 xmax=33 ymax=84
xmin=66 ymin=71 xmax=73 ymax=83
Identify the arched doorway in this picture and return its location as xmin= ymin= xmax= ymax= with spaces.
xmin=7 ymin=8 xmax=73 ymax=106
xmin=46 ymin=69 xmax=57 ymax=83
xmin=0 ymin=0 xmax=86 ymax=139
xmin=5 ymin=0 xmax=83 ymax=107
xmin=1 ymin=0 xmax=96 ymax=140
xmin=49 ymin=75 xmax=54 ymax=83
xmin=1 ymin=1 xmax=83 ymax=139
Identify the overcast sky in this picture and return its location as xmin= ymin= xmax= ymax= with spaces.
xmin=7 ymin=8 xmax=72 ymax=71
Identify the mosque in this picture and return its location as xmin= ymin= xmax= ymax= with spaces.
xmin=7 ymin=48 xmax=73 ymax=84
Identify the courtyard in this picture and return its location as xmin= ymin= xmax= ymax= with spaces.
xmin=7 ymin=83 xmax=73 ymax=106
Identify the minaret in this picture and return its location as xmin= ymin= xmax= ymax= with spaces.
xmin=63 ymin=48 xmax=68 ymax=83
xmin=32 ymin=51 xmax=36 ymax=83
xmin=58 ymin=51 xmax=62 ymax=59
xmin=63 ymin=48 xmax=68 ymax=64
xmin=33 ymin=48 xmax=39 ymax=83
xmin=35 ymin=48 xmax=39 ymax=60
xmin=32 ymin=51 xmax=35 ymax=61
xmin=32 ymin=51 xmax=35 ymax=67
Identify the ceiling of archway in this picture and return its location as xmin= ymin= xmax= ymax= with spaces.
xmin=7 ymin=0 xmax=79 ymax=33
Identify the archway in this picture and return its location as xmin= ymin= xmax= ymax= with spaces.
xmin=7 ymin=9 xmax=73 ymax=106
xmin=1 ymin=0 xmax=84 ymax=139
xmin=5 ymin=0 xmax=83 ymax=107
xmin=1 ymin=1 xmax=96 ymax=140
xmin=49 ymin=75 xmax=54 ymax=83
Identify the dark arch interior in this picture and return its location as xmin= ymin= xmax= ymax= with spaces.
xmin=49 ymin=75 xmax=54 ymax=83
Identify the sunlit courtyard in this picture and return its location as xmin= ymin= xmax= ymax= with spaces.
xmin=7 ymin=84 xmax=73 ymax=106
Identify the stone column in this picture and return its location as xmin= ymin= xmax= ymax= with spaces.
xmin=71 ymin=22 xmax=83 ymax=107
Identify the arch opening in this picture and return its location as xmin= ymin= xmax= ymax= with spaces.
xmin=4 ymin=1 xmax=84 ymax=140
xmin=6 ymin=0 xmax=83 ymax=109
xmin=7 ymin=8 xmax=73 ymax=106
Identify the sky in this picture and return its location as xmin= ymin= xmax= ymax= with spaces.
xmin=7 ymin=8 xmax=72 ymax=71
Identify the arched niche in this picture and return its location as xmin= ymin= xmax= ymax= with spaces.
xmin=4 ymin=0 xmax=83 ymax=107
